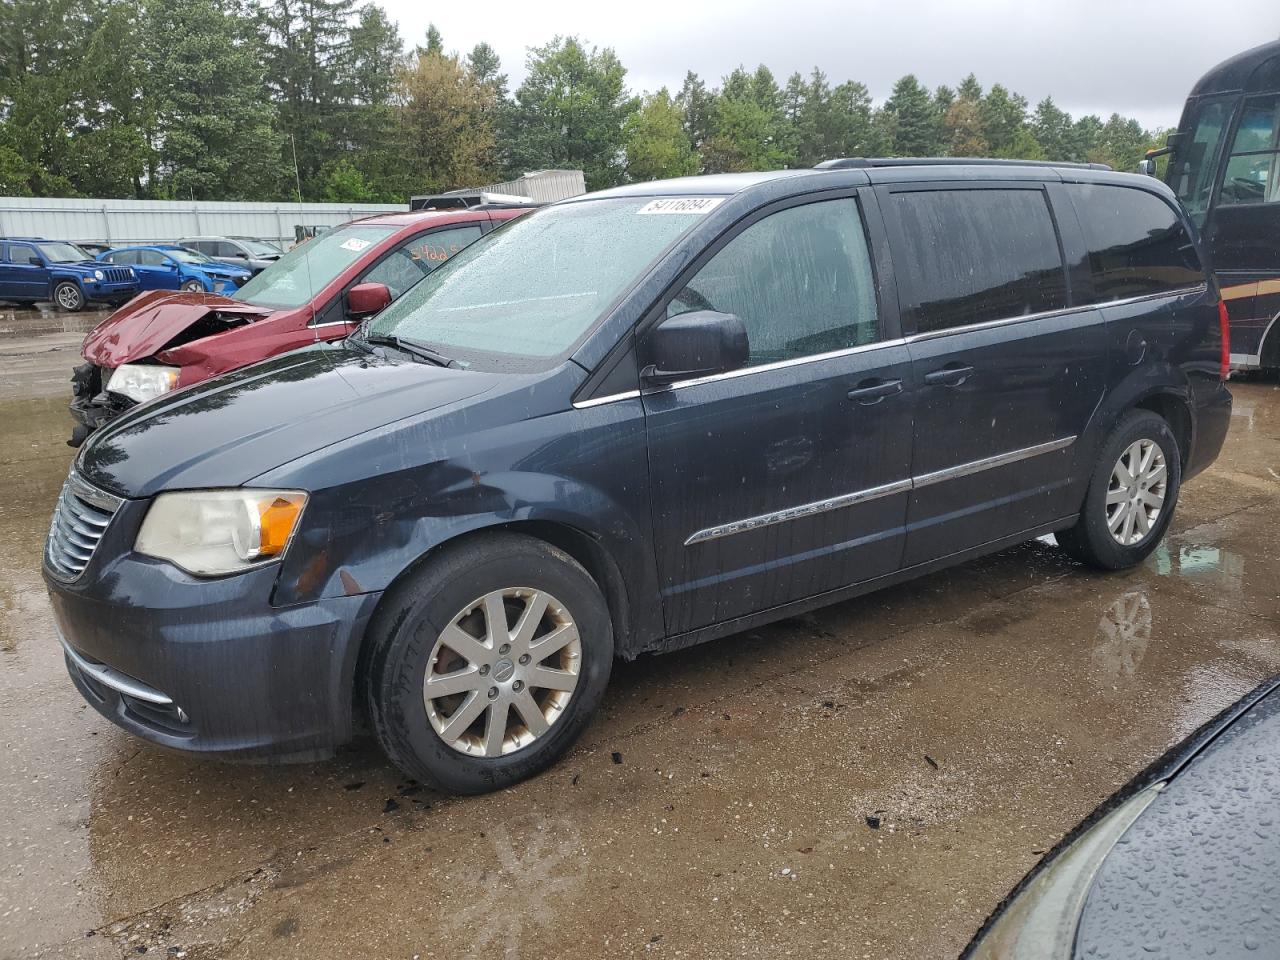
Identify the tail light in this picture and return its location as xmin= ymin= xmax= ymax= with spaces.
xmin=1218 ymin=299 xmax=1231 ymax=380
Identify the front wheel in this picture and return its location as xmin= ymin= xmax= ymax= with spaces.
xmin=366 ymin=533 xmax=614 ymax=794
xmin=181 ymin=279 xmax=204 ymax=292
xmin=1055 ymin=410 xmax=1181 ymax=570
xmin=52 ymin=281 xmax=85 ymax=312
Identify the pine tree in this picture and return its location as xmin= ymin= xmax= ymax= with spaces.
xmin=882 ymin=74 xmax=940 ymax=156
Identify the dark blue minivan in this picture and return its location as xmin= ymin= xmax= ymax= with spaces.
xmin=44 ymin=161 xmax=1232 ymax=793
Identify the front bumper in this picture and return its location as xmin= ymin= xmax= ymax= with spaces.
xmin=84 ymin=281 xmax=139 ymax=304
xmin=44 ymin=503 xmax=381 ymax=760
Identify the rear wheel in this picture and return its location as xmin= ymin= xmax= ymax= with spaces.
xmin=1055 ymin=410 xmax=1181 ymax=570
xmin=366 ymin=532 xmax=613 ymax=794
xmin=53 ymin=281 xmax=84 ymax=312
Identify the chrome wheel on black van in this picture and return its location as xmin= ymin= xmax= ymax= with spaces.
xmin=366 ymin=533 xmax=612 ymax=794
xmin=1055 ymin=410 xmax=1181 ymax=570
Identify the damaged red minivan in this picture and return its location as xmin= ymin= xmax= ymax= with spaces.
xmin=68 ymin=205 xmax=530 ymax=445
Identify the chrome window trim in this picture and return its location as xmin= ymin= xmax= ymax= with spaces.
xmin=572 ymin=389 xmax=641 ymax=409
xmin=668 ymin=337 xmax=910 ymax=391
xmin=905 ymin=284 xmax=1208 ymax=345
xmin=684 ymin=479 xmax=913 ymax=546
xmin=683 ymin=435 xmax=1077 ymax=546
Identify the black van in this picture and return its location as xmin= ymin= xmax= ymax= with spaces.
xmin=44 ymin=161 xmax=1232 ymax=793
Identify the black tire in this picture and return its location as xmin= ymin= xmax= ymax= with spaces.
xmin=365 ymin=532 xmax=614 ymax=794
xmin=52 ymin=281 xmax=84 ymax=312
xmin=181 ymin=279 xmax=204 ymax=292
xmin=1055 ymin=410 xmax=1182 ymax=570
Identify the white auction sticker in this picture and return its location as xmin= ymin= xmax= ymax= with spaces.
xmin=637 ymin=197 xmax=725 ymax=215
xmin=340 ymin=238 xmax=372 ymax=252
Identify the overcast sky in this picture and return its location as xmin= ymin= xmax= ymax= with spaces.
xmin=380 ymin=0 xmax=1279 ymax=131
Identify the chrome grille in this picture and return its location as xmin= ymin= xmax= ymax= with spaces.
xmin=46 ymin=472 xmax=122 ymax=580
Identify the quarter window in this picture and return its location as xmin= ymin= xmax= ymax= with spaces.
xmin=666 ymin=198 xmax=879 ymax=367
xmin=1218 ymin=94 xmax=1280 ymax=207
xmin=362 ymin=225 xmax=484 ymax=300
xmin=1068 ymin=184 xmax=1204 ymax=303
xmin=892 ymin=188 xmax=1068 ymax=333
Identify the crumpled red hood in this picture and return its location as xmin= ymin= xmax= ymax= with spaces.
xmin=81 ymin=290 xmax=275 ymax=367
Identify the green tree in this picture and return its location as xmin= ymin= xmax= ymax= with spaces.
xmin=979 ymin=83 xmax=1028 ymax=155
xmin=401 ymin=48 xmax=497 ymax=192
xmin=1031 ymin=97 xmax=1073 ymax=160
xmin=319 ymin=157 xmax=377 ymax=200
xmin=624 ymin=88 xmax=697 ymax=182
xmin=266 ymin=0 xmax=357 ymax=198
xmin=676 ymin=71 xmax=716 ymax=155
xmin=466 ymin=42 xmax=506 ymax=97
xmin=144 ymin=0 xmax=284 ymax=200
xmin=504 ymin=36 xmax=637 ymax=190
xmin=882 ymin=74 xmax=940 ymax=156
xmin=345 ymin=4 xmax=405 ymax=200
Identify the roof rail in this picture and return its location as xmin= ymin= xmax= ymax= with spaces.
xmin=816 ymin=157 xmax=1112 ymax=172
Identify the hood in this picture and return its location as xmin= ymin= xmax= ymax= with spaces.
xmin=76 ymin=344 xmax=502 ymax=498
xmin=201 ymin=262 xmax=252 ymax=278
xmin=81 ymin=290 xmax=275 ymax=366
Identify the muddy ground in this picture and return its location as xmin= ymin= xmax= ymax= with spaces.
xmin=2 ymin=305 xmax=1278 ymax=959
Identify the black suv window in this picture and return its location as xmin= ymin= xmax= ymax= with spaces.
xmin=666 ymin=198 xmax=879 ymax=367
xmin=1068 ymin=184 xmax=1204 ymax=304
xmin=892 ymin=188 xmax=1068 ymax=334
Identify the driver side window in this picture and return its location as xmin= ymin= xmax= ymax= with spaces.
xmin=665 ymin=198 xmax=879 ymax=367
xmin=1218 ymin=94 xmax=1280 ymax=207
xmin=362 ymin=225 xmax=485 ymax=300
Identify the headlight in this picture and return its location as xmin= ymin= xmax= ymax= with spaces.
xmin=966 ymin=783 xmax=1164 ymax=960
xmin=136 ymin=489 xmax=308 ymax=576
xmin=93 ymin=269 xmax=104 ymax=281
xmin=106 ymin=364 xmax=180 ymax=403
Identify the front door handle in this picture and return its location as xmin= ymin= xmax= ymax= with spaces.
xmin=847 ymin=378 xmax=903 ymax=404
xmin=924 ymin=364 xmax=975 ymax=387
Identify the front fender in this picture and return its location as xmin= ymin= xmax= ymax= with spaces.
xmin=259 ymin=386 xmax=664 ymax=653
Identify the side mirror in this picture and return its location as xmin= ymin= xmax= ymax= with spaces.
xmin=641 ymin=310 xmax=749 ymax=386
xmin=1137 ymin=158 xmax=1157 ymax=177
xmin=27 ymin=256 xmax=42 ymax=266
xmin=347 ymin=282 xmax=392 ymax=318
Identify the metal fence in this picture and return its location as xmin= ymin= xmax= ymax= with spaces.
xmin=0 ymin=197 xmax=407 ymax=247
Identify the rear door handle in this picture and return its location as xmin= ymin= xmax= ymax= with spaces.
xmin=924 ymin=364 xmax=975 ymax=387
xmin=846 ymin=378 xmax=903 ymax=404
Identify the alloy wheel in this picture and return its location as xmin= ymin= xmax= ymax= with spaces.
xmin=423 ymin=588 xmax=582 ymax=758
xmin=56 ymin=285 xmax=81 ymax=310
xmin=1105 ymin=439 xmax=1168 ymax=546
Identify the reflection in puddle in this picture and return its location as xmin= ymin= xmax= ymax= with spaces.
xmin=1093 ymin=590 xmax=1152 ymax=682
xmin=1152 ymin=542 xmax=1246 ymax=596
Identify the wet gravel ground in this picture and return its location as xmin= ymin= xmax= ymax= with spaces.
xmin=2 ymin=312 xmax=1278 ymax=959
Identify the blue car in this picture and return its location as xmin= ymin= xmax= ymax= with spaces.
xmin=0 ymin=237 xmax=140 ymax=311
xmin=97 ymin=245 xmax=252 ymax=295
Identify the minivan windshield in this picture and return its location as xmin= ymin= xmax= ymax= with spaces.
xmin=232 ymin=224 xmax=396 ymax=308
xmin=365 ymin=197 xmax=716 ymax=367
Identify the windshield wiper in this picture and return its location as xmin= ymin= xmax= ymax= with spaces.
xmin=360 ymin=332 xmax=458 ymax=368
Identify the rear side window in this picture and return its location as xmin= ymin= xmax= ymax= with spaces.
xmin=891 ymin=188 xmax=1067 ymax=334
xmin=666 ymin=197 xmax=879 ymax=366
xmin=1068 ymin=184 xmax=1204 ymax=304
